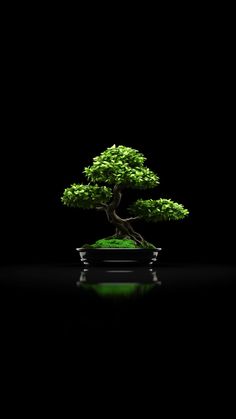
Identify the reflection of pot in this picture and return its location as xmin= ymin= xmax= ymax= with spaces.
xmin=77 ymin=267 xmax=161 ymax=284
xmin=77 ymin=267 xmax=161 ymax=297
xmin=76 ymin=248 xmax=162 ymax=266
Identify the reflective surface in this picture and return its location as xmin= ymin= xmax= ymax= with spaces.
xmin=0 ymin=264 xmax=235 ymax=349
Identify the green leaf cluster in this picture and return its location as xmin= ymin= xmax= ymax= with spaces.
xmin=61 ymin=184 xmax=112 ymax=209
xmin=129 ymin=198 xmax=189 ymax=221
xmin=83 ymin=145 xmax=159 ymax=189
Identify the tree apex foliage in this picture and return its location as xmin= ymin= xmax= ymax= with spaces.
xmin=83 ymin=145 xmax=159 ymax=189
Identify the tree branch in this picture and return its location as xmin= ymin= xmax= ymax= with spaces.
xmin=124 ymin=216 xmax=141 ymax=222
xmin=96 ymin=203 xmax=108 ymax=211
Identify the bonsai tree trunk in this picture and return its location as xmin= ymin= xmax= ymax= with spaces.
xmin=104 ymin=185 xmax=144 ymax=246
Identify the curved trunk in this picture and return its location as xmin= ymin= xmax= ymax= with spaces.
xmin=104 ymin=185 xmax=144 ymax=245
xmin=98 ymin=184 xmax=144 ymax=245
xmin=106 ymin=208 xmax=144 ymax=245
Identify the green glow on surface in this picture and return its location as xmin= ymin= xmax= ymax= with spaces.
xmin=81 ymin=283 xmax=155 ymax=297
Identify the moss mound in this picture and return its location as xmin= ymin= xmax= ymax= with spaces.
xmin=92 ymin=238 xmax=138 ymax=248
xmin=82 ymin=238 xmax=156 ymax=249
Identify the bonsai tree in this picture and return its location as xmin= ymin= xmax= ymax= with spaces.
xmin=61 ymin=145 xmax=189 ymax=248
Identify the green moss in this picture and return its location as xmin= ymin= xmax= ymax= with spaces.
xmin=81 ymin=238 xmax=157 ymax=249
xmin=92 ymin=238 xmax=138 ymax=248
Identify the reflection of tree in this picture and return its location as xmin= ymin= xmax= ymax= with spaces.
xmin=80 ymin=283 xmax=155 ymax=298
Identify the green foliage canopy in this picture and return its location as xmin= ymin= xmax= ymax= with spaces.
xmin=83 ymin=145 xmax=159 ymax=189
xmin=129 ymin=198 xmax=189 ymax=221
xmin=61 ymin=184 xmax=112 ymax=209
xmin=61 ymin=146 xmax=189 ymax=231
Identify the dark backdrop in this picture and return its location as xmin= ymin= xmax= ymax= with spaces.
xmin=1 ymin=110 xmax=234 ymax=266
xmin=0 ymin=9 xmax=235 ymax=404
xmin=1 ymin=14 xmax=234 ymax=266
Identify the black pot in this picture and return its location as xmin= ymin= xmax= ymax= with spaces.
xmin=76 ymin=248 xmax=162 ymax=266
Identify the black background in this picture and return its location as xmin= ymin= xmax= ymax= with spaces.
xmin=0 ymin=9 xmax=235 ymax=398
xmin=1 ymin=6 xmax=234 ymax=265
xmin=1 ymin=5 xmax=234 ymax=265
xmin=1 ymin=41 xmax=234 ymax=265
